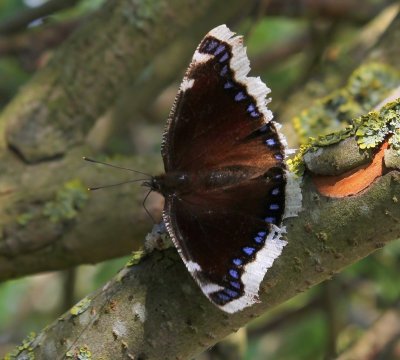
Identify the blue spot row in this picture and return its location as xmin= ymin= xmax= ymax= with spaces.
xmin=254 ymin=230 xmax=267 ymax=244
xmin=235 ymin=91 xmax=247 ymax=102
xmin=230 ymin=281 xmax=241 ymax=289
xmin=214 ymin=44 xmax=226 ymax=56
xmin=215 ymin=286 xmax=241 ymax=303
xmin=246 ymin=103 xmax=260 ymax=118
xmin=217 ymin=292 xmax=231 ymax=302
xmin=265 ymin=138 xmax=276 ymax=147
xmin=232 ymin=258 xmax=243 ymax=266
xmin=269 ymin=203 xmax=280 ymax=211
xmin=254 ymin=236 xmax=263 ymax=244
xmin=219 ymin=52 xmax=229 ymax=63
xmin=220 ymin=65 xmax=228 ymax=76
xmin=224 ymin=288 xmax=239 ymax=298
xmin=271 ymin=188 xmax=280 ymax=196
xmin=205 ymin=40 xmax=218 ymax=52
xmin=250 ymin=110 xmax=260 ymax=118
xmin=265 ymin=216 xmax=276 ymax=224
xmin=224 ymin=81 xmax=234 ymax=89
xmin=203 ymin=38 xmax=264 ymax=122
xmin=247 ymin=103 xmax=256 ymax=112
xmin=243 ymin=246 xmax=256 ymax=256
xmin=229 ymin=269 xmax=239 ymax=279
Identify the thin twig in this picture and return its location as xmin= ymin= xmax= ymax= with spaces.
xmin=0 ymin=0 xmax=80 ymax=35
xmin=261 ymin=0 xmax=394 ymax=24
xmin=0 ymin=19 xmax=80 ymax=60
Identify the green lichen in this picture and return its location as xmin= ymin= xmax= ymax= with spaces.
xmin=355 ymin=112 xmax=387 ymax=149
xmin=126 ymin=249 xmax=147 ymax=267
xmin=16 ymin=212 xmax=35 ymax=226
xmin=70 ymin=297 xmax=91 ymax=316
xmin=287 ymin=144 xmax=309 ymax=176
xmin=293 ymin=63 xmax=400 ymax=142
xmin=384 ymin=102 xmax=400 ymax=152
xmin=355 ymin=99 xmax=400 ymax=152
xmin=4 ymin=332 xmax=36 ymax=359
xmin=43 ymin=179 xmax=88 ymax=222
xmin=312 ymin=126 xmax=356 ymax=147
xmin=66 ymin=346 xmax=92 ymax=360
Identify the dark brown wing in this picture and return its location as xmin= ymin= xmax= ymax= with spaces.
xmin=160 ymin=25 xmax=302 ymax=313
xmin=161 ymin=26 xmax=285 ymax=174
xmin=163 ymin=168 xmax=287 ymax=313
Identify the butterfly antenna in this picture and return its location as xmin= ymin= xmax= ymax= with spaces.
xmin=142 ymin=189 xmax=156 ymax=223
xmin=83 ymin=157 xmax=152 ymax=178
xmin=88 ymin=178 xmax=148 ymax=191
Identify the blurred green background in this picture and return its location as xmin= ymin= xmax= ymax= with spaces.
xmin=0 ymin=1 xmax=399 ymax=359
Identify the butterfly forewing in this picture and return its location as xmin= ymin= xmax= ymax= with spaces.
xmin=162 ymin=29 xmax=285 ymax=173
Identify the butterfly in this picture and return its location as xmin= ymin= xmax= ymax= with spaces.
xmin=147 ymin=25 xmax=301 ymax=313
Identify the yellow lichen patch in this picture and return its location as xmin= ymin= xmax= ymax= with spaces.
xmin=287 ymin=144 xmax=309 ymax=176
xmin=70 ymin=297 xmax=91 ymax=316
xmin=4 ymin=332 xmax=36 ymax=360
xmin=66 ymin=345 xmax=92 ymax=359
xmin=355 ymin=99 xmax=400 ymax=152
xmin=126 ymin=249 xmax=147 ymax=267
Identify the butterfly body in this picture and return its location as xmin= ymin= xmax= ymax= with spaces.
xmin=151 ymin=25 xmax=302 ymax=313
xmin=150 ymin=166 xmax=264 ymax=196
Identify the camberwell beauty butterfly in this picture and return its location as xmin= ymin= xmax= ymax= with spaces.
xmin=146 ymin=25 xmax=302 ymax=313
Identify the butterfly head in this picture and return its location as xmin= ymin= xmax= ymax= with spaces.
xmin=143 ymin=177 xmax=163 ymax=193
xmin=144 ymin=172 xmax=192 ymax=197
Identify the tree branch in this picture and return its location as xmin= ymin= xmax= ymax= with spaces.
xmin=0 ymin=0 xmax=80 ymax=35
xmin=0 ymin=149 xmax=162 ymax=281
xmin=14 ymin=171 xmax=400 ymax=359
xmin=0 ymin=20 xmax=80 ymax=60
xmin=261 ymin=0 xmax=395 ymax=24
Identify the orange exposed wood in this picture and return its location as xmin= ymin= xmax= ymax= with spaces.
xmin=312 ymin=141 xmax=388 ymax=198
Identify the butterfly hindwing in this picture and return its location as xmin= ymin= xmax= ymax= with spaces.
xmin=163 ymin=168 xmax=287 ymax=313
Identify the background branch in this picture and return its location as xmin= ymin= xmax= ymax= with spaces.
xmin=261 ymin=0 xmax=395 ymax=24
xmin=0 ymin=0 xmax=80 ymax=35
xmin=0 ymin=20 xmax=80 ymax=60
xmin=337 ymin=309 xmax=400 ymax=360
